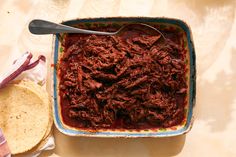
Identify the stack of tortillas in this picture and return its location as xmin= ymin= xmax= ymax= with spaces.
xmin=0 ymin=80 xmax=52 ymax=155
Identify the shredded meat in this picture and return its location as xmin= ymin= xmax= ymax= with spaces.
xmin=59 ymin=24 xmax=187 ymax=130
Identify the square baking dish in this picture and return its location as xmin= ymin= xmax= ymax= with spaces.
xmin=51 ymin=17 xmax=196 ymax=137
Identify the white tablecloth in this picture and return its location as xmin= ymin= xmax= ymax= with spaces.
xmin=0 ymin=0 xmax=236 ymax=157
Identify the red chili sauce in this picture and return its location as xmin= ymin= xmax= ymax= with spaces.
xmin=59 ymin=24 xmax=187 ymax=130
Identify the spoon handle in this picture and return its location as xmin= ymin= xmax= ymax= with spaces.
xmin=29 ymin=19 xmax=114 ymax=35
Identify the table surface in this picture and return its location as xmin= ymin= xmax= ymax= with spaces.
xmin=0 ymin=0 xmax=236 ymax=157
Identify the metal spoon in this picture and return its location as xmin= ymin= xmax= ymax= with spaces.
xmin=29 ymin=19 xmax=166 ymax=39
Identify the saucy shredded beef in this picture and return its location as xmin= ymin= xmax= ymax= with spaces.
xmin=59 ymin=25 xmax=187 ymax=129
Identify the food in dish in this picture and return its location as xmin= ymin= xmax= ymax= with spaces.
xmin=59 ymin=24 xmax=187 ymax=130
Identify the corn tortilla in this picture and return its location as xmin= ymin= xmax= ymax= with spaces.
xmin=0 ymin=81 xmax=50 ymax=154
xmin=13 ymin=80 xmax=53 ymax=155
xmin=14 ymin=80 xmax=53 ymax=139
xmin=15 ymin=81 xmax=54 ymax=154
xmin=15 ymin=130 xmax=53 ymax=157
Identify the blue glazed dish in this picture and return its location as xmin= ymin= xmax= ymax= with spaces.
xmin=51 ymin=17 xmax=196 ymax=137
